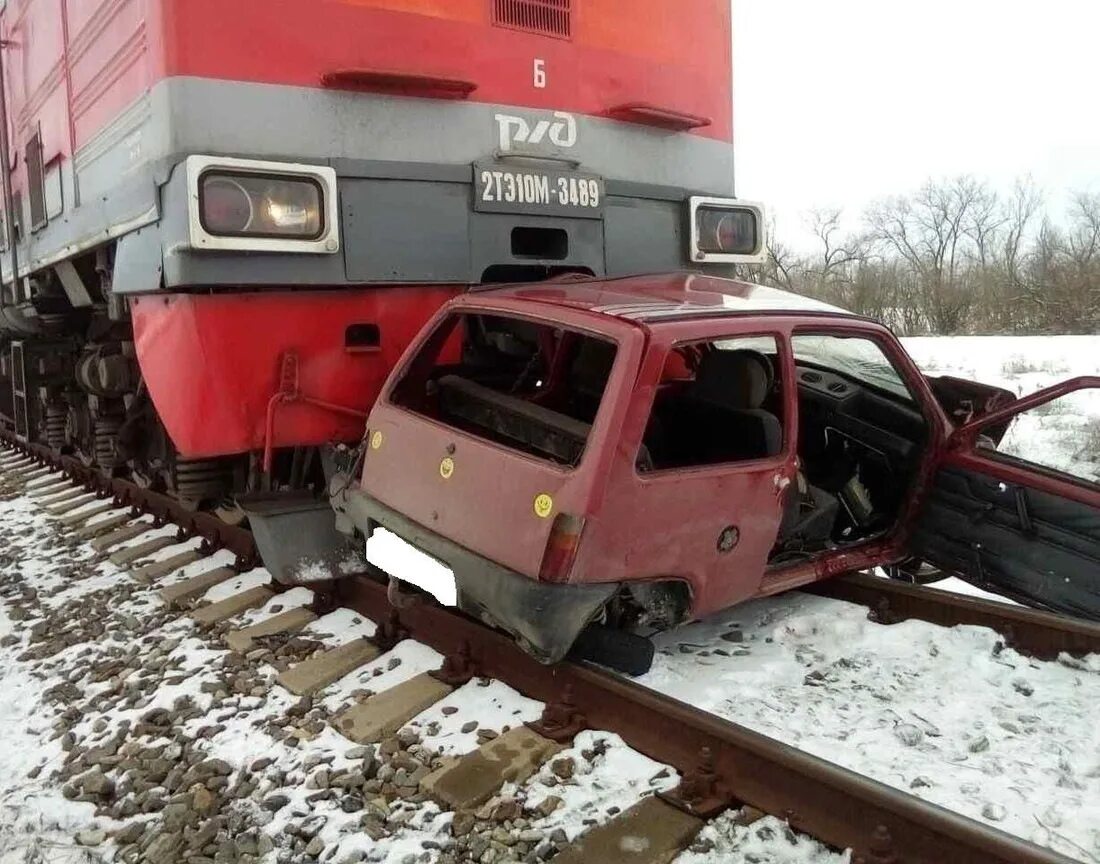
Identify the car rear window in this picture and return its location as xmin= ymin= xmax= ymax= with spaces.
xmin=390 ymin=312 xmax=618 ymax=467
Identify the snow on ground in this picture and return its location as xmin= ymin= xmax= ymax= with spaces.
xmin=637 ymin=590 xmax=1100 ymax=862
xmin=1 ymin=471 xmax=730 ymax=864
xmin=903 ymin=334 xmax=1100 ymax=482
xmin=516 ymin=730 xmax=678 ymax=843
xmin=0 ymin=335 xmax=1097 ymax=862
xmin=0 ymin=599 xmax=100 ymax=864
xmin=675 ymin=813 xmax=847 ymax=864
xmin=870 ymin=568 xmax=1022 ymax=606
xmin=201 ymin=567 xmax=272 ymax=603
xmin=407 ymin=680 xmax=544 ymax=760
xmin=302 ymin=606 xmax=377 ymax=645
xmin=913 ymin=574 xmax=1023 ymax=605
xmin=0 ymin=494 xmax=117 ymax=862
xmin=319 ymin=639 xmax=444 ymax=715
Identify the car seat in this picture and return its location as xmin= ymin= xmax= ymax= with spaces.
xmin=684 ymin=349 xmax=782 ymax=460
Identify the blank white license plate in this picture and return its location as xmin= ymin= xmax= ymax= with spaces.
xmin=366 ymin=527 xmax=457 ymax=607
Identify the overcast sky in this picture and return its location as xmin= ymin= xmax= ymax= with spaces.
xmin=731 ymin=0 xmax=1100 ymax=248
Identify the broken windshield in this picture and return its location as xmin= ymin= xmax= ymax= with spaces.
xmin=792 ymin=334 xmax=914 ymax=401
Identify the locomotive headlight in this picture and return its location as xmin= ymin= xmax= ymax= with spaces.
xmin=186 ymin=156 xmax=339 ymax=253
xmin=263 ymin=184 xmax=317 ymax=231
xmin=201 ymin=176 xmax=254 ymax=234
xmin=200 ymin=173 xmax=323 ymax=239
xmin=687 ymin=197 xmax=767 ymax=264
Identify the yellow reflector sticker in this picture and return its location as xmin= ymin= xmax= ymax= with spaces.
xmin=439 ymin=457 xmax=455 ymax=479
xmin=533 ymin=493 xmax=554 ymax=518
xmin=370 ymin=430 xmax=383 ymax=450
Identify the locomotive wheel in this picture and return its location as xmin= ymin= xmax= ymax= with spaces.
xmin=44 ymin=405 xmax=67 ymax=451
xmin=94 ymin=417 xmax=125 ymax=470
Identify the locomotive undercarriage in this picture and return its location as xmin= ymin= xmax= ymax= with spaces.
xmin=0 ymin=244 xmax=327 ymax=515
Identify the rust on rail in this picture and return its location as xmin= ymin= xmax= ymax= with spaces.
xmin=337 ymin=568 xmax=1075 ymax=864
xmin=1 ymin=431 xmax=1087 ymax=863
xmin=809 ymin=571 xmax=1100 ymax=660
xmin=0 ymin=431 xmax=257 ymax=569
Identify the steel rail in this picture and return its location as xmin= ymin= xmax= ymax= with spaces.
xmin=0 ymin=430 xmax=257 ymax=568
xmin=337 ymin=569 xmax=1077 ymax=864
xmin=0 ymin=432 xmax=1086 ymax=863
xmin=810 ymin=571 xmax=1100 ymax=660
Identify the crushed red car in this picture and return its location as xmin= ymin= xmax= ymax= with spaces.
xmin=319 ymin=273 xmax=1100 ymax=670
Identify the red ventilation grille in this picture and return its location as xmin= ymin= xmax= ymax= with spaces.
xmin=492 ymin=0 xmax=571 ymax=39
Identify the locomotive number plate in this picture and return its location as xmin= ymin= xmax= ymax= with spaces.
xmin=474 ymin=164 xmax=604 ymax=219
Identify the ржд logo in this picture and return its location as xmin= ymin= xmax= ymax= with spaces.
xmin=495 ymin=111 xmax=578 ymax=152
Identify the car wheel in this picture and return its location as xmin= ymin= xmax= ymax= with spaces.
xmin=568 ymin=624 xmax=655 ymax=676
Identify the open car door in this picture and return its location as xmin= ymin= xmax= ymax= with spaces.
xmin=908 ymin=375 xmax=1100 ymax=619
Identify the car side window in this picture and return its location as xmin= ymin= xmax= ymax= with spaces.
xmin=977 ymin=393 xmax=1100 ymax=486
xmin=637 ymin=335 xmax=784 ymax=472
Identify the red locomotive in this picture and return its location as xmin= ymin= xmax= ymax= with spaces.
xmin=0 ymin=0 xmax=763 ymax=508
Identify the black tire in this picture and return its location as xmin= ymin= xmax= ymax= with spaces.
xmin=568 ymin=624 xmax=655 ymax=676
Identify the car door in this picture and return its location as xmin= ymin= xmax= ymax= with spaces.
xmin=589 ymin=328 xmax=797 ymax=619
xmin=908 ymin=375 xmax=1100 ymax=619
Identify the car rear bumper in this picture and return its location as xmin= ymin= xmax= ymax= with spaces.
xmin=332 ymin=480 xmax=617 ymax=663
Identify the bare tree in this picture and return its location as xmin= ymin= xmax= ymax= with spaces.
xmin=1001 ymin=176 xmax=1042 ymax=288
xmin=746 ymin=176 xmax=1098 ymax=336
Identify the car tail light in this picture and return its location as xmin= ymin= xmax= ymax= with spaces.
xmin=200 ymin=172 xmax=323 ymax=239
xmin=538 ymin=513 xmax=585 ymax=583
xmin=688 ymin=196 xmax=767 ymax=264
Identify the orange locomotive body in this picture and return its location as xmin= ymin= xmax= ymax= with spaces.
xmin=0 ymin=0 xmax=760 ymax=504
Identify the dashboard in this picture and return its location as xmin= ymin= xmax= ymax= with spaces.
xmin=796 ymin=364 xmax=927 ymax=463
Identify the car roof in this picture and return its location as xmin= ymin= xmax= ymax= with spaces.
xmin=470 ymin=272 xmax=858 ymax=324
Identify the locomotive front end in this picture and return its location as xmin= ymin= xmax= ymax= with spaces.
xmin=1 ymin=0 xmax=761 ymax=513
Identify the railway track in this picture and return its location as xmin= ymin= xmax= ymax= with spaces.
xmin=1 ymin=434 xmax=1097 ymax=864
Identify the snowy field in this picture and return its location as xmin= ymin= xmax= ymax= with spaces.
xmin=903 ymin=334 xmax=1100 ymax=482
xmin=638 ymin=592 xmax=1100 ymax=862
xmin=0 ymin=334 xmax=1098 ymax=863
xmin=633 ymin=334 xmax=1100 ymax=861
xmin=0 ymin=472 xmax=842 ymax=864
